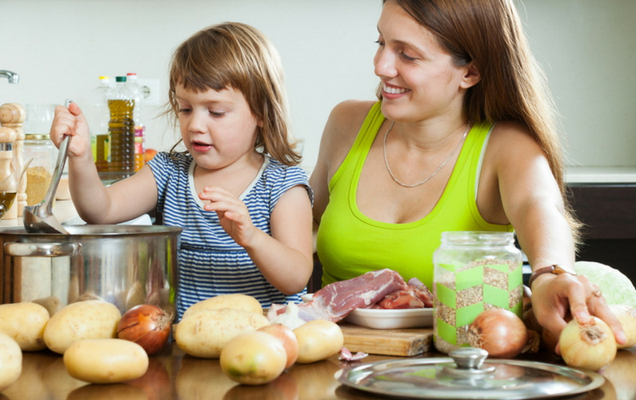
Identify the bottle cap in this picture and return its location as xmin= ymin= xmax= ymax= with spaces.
xmin=116 ymin=76 xmax=127 ymax=83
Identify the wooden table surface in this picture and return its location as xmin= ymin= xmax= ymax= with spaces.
xmin=2 ymin=341 xmax=635 ymax=400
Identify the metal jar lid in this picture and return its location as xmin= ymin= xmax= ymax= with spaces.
xmin=335 ymin=348 xmax=604 ymax=399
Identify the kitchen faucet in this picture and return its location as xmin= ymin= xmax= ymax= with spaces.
xmin=0 ymin=70 xmax=20 ymax=83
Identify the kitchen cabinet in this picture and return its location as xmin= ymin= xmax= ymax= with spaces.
xmin=569 ymin=184 xmax=636 ymax=284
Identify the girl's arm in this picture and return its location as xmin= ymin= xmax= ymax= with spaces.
xmin=50 ymin=102 xmax=157 ymax=224
xmin=201 ymin=185 xmax=313 ymax=294
xmin=482 ymin=121 xmax=625 ymax=351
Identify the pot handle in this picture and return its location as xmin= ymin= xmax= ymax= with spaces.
xmin=4 ymin=242 xmax=82 ymax=257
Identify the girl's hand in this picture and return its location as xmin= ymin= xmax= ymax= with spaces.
xmin=530 ymin=272 xmax=626 ymax=354
xmin=49 ymin=102 xmax=91 ymax=158
xmin=199 ymin=187 xmax=257 ymax=247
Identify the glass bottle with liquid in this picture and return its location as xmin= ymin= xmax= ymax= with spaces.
xmin=126 ymin=72 xmax=146 ymax=172
xmin=108 ymin=76 xmax=135 ymax=173
xmin=88 ymin=76 xmax=112 ymax=172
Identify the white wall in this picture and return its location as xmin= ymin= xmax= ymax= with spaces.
xmin=1 ymin=0 xmax=635 ymax=171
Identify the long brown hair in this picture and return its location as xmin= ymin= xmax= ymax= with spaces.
xmin=167 ymin=22 xmax=301 ymax=166
xmin=382 ymin=0 xmax=582 ymax=245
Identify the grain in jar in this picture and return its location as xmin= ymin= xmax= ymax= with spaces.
xmin=433 ymin=231 xmax=523 ymax=354
xmin=23 ymin=134 xmax=56 ymax=206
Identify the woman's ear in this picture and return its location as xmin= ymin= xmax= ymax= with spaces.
xmin=460 ymin=62 xmax=481 ymax=89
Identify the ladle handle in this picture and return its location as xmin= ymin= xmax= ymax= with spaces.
xmin=43 ymin=134 xmax=70 ymax=215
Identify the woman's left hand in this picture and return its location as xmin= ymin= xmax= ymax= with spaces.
xmin=530 ymin=272 xmax=626 ymax=354
xmin=199 ymin=186 xmax=256 ymax=247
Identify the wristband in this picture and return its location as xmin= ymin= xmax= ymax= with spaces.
xmin=528 ymin=264 xmax=577 ymax=288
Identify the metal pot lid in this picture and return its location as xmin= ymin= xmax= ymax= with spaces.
xmin=0 ymin=224 xmax=182 ymax=237
xmin=335 ymin=348 xmax=604 ymax=399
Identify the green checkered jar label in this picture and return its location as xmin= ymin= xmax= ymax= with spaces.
xmin=432 ymin=231 xmax=523 ymax=354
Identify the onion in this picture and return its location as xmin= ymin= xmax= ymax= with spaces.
xmin=559 ymin=316 xmax=617 ymax=371
xmin=258 ymin=324 xmax=299 ymax=369
xmin=608 ymin=304 xmax=636 ymax=349
xmin=467 ymin=308 xmax=529 ymax=358
xmin=117 ymin=304 xmax=173 ymax=355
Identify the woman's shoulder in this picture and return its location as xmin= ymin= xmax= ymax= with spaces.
xmin=484 ymin=120 xmax=551 ymax=172
xmin=489 ymin=121 xmax=544 ymax=153
xmin=328 ymin=99 xmax=377 ymax=133
xmin=320 ymin=99 xmax=377 ymax=153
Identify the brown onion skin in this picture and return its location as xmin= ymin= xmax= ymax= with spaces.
xmin=117 ymin=304 xmax=173 ymax=355
xmin=258 ymin=324 xmax=299 ymax=369
xmin=468 ymin=308 xmax=528 ymax=359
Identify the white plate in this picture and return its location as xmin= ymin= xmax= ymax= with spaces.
xmin=345 ymin=307 xmax=433 ymax=330
xmin=301 ymin=293 xmax=433 ymax=329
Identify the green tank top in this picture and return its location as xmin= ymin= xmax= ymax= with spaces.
xmin=317 ymin=102 xmax=513 ymax=289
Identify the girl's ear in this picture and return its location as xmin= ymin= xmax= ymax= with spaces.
xmin=460 ymin=62 xmax=481 ymax=89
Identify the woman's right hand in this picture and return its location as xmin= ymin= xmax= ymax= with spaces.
xmin=49 ymin=102 xmax=91 ymax=159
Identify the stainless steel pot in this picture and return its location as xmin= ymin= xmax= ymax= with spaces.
xmin=0 ymin=225 xmax=181 ymax=316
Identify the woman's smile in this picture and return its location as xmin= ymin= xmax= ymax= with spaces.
xmin=382 ymin=83 xmax=410 ymax=99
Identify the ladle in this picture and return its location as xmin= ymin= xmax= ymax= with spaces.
xmin=23 ymin=101 xmax=72 ymax=234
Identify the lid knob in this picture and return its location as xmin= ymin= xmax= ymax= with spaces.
xmin=450 ymin=347 xmax=488 ymax=370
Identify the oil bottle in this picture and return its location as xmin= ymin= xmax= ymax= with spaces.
xmin=126 ymin=72 xmax=146 ymax=172
xmin=108 ymin=76 xmax=135 ymax=173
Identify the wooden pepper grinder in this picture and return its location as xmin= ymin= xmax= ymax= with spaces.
xmin=0 ymin=103 xmax=26 ymax=219
xmin=0 ymin=126 xmax=17 ymax=222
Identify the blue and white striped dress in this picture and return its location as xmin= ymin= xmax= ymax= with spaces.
xmin=148 ymin=152 xmax=312 ymax=319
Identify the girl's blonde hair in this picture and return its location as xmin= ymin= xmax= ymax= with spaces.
xmin=168 ymin=22 xmax=301 ymax=166
xmin=381 ymin=0 xmax=582 ymax=246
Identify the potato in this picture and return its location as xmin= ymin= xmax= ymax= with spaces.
xmin=43 ymin=300 xmax=122 ymax=354
xmin=175 ymin=308 xmax=269 ymax=358
xmin=220 ymin=331 xmax=287 ymax=385
xmin=0 ymin=332 xmax=22 ymax=391
xmin=294 ymin=319 xmax=344 ymax=364
xmin=64 ymin=338 xmax=149 ymax=384
xmin=182 ymin=294 xmax=263 ymax=319
xmin=0 ymin=302 xmax=50 ymax=351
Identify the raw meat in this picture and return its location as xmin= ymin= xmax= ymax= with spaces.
xmin=373 ymin=277 xmax=434 ymax=309
xmin=407 ymin=277 xmax=434 ymax=308
xmin=375 ymin=290 xmax=425 ymax=309
xmin=268 ymin=269 xmax=410 ymax=322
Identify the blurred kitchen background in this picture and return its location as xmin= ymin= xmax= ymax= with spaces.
xmin=1 ymin=0 xmax=635 ymax=173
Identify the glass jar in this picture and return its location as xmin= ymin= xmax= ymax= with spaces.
xmin=23 ymin=134 xmax=57 ymax=206
xmin=433 ymin=231 xmax=523 ymax=354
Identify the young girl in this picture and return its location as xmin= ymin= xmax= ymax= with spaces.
xmin=50 ymin=22 xmax=314 ymax=319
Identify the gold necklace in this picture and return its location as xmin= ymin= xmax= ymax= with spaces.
xmin=383 ymin=121 xmax=470 ymax=188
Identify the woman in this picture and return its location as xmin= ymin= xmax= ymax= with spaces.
xmin=310 ymin=0 xmax=624 ymax=352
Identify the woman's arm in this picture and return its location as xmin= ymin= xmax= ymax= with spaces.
xmin=481 ymin=122 xmax=625 ymax=351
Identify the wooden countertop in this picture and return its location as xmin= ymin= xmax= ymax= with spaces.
xmin=2 ymin=341 xmax=635 ymax=400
